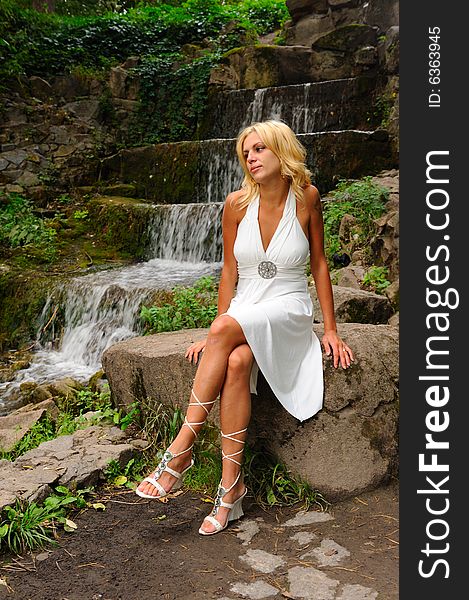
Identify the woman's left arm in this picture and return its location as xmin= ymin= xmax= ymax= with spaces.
xmin=306 ymin=186 xmax=354 ymax=369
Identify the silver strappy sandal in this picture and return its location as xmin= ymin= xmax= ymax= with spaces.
xmin=135 ymin=389 xmax=216 ymax=499
xmin=198 ymin=427 xmax=248 ymax=535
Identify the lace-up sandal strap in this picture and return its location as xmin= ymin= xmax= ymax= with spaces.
xmin=169 ymin=445 xmax=193 ymax=458
xmin=189 ymin=388 xmax=217 ymax=416
xmin=182 ymin=388 xmax=217 ymax=436
xmin=221 ymin=427 xmax=247 ymax=466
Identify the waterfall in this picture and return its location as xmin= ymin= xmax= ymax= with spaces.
xmin=0 ymin=202 xmax=223 ymax=410
xmin=146 ymin=202 xmax=223 ymax=262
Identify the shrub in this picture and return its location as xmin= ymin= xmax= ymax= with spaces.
xmin=362 ymin=265 xmax=391 ymax=295
xmin=140 ymin=276 xmax=218 ymax=333
xmin=0 ymin=193 xmax=58 ymax=262
xmin=322 ymin=176 xmax=389 ymax=265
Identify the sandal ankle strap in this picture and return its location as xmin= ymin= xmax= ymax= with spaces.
xmin=221 ymin=427 xmax=247 ymax=467
xmin=183 ymin=388 xmax=217 ymax=436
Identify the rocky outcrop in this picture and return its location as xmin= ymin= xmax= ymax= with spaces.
xmin=285 ymin=0 xmax=399 ymax=46
xmin=98 ymin=130 xmax=394 ymax=202
xmin=0 ymin=425 xmax=141 ymax=512
xmin=102 ymin=323 xmax=398 ymax=500
xmin=210 ymin=28 xmax=379 ymax=91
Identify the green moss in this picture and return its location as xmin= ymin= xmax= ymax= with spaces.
xmin=87 ymin=196 xmax=153 ymax=259
xmin=0 ymin=270 xmax=54 ymax=351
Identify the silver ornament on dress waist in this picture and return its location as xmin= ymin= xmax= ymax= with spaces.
xmin=258 ymin=260 xmax=277 ymax=279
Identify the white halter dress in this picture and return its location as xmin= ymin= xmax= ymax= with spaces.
xmin=225 ymin=187 xmax=324 ymax=422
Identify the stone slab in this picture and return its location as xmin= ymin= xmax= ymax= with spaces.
xmin=0 ymin=425 xmax=137 ymax=511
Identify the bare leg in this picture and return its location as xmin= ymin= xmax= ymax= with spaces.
xmin=199 ymin=343 xmax=254 ymax=533
xmin=137 ymin=315 xmax=248 ymax=497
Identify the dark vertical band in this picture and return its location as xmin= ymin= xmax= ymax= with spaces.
xmin=400 ymin=1 xmax=466 ymax=595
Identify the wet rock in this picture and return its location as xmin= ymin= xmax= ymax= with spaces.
xmin=47 ymin=377 xmax=84 ymax=400
xmin=19 ymin=382 xmax=53 ymax=404
xmin=87 ymin=369 xmax=108 ymax=393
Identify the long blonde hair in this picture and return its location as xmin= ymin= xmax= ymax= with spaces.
xmin=233 ymin=120 xmax=312 ymax=209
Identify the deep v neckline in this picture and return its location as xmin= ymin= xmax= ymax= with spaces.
xmin=256 ymin=189 xmax=290 ymax=254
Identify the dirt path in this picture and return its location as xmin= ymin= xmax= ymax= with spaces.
xmin=0 ymin=480 xmax=398 ymax=600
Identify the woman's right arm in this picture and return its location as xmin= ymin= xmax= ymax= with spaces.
xmin=185 ymin=193 xmax=241 ymax=363
xmin=217 ymin=193 xmax=240 ymax=315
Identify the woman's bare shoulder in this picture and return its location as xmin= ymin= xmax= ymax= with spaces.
xmin=224 ymin=189 xmax=248 ymax=222
xmin=301 ymin=184 xmax=322 ymax=217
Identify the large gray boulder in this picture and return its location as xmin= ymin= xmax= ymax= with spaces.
xmin=309 ymin=284 xmax=394 ymax=323
xmin=102 ymin=323 xmax=398 ymax=500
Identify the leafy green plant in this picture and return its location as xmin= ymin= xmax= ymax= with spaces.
xmin=72 ymin=209 xmax=89 ymax=220
xmin=104 ymin=456 xmax=147 ymax=488
xmin=322 ymin=176 xmax=390 ymax=265
xmin=0 ymin=193 xmax=58 ymax=262
xmin=141 ymin=276 xmax=218 ymax=333
xmin=243 ymin=446 xmax=329 ymax=509
xmin=362 ymin=265 xmax=391 ymax=295
xmin=0 ymin=486 xmax=92 ymax=555
xmin=0 ymin=414 xmax=57 ymax=461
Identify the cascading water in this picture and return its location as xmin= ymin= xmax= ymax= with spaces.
xmin=0 ymin=202 xmax=224 ymax=412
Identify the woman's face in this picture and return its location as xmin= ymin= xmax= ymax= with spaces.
xmin=242 ymin=132 xmax=281 ymax=183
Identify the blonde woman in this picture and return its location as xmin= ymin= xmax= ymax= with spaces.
xmin=136 ymin=120 xmax=353 ymax=535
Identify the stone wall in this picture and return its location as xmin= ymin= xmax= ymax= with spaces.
xmin=0 ymin=60 xmax=141 ymax=201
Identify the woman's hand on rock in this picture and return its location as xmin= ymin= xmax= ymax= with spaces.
xmin=185 ymin=338 xmax=207 ymax=364
xmin=321 ymin=330 xmax=354 ymax=369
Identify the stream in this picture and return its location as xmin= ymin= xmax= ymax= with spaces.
xmin=0 ymin=202 xmax=224 ymax=414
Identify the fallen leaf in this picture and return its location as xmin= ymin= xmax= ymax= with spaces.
xmin=153 ymin=515 xmax=167 ymax=522
xmin=92 ymin=503 xmax=106 ymax=511
xmin=114 ymin=475 xmax=127 ymax=486
xmin=63 ymin=519 xmax=78 ymax=533
xmin=201 ymin=497 xmax=214 ymax=504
